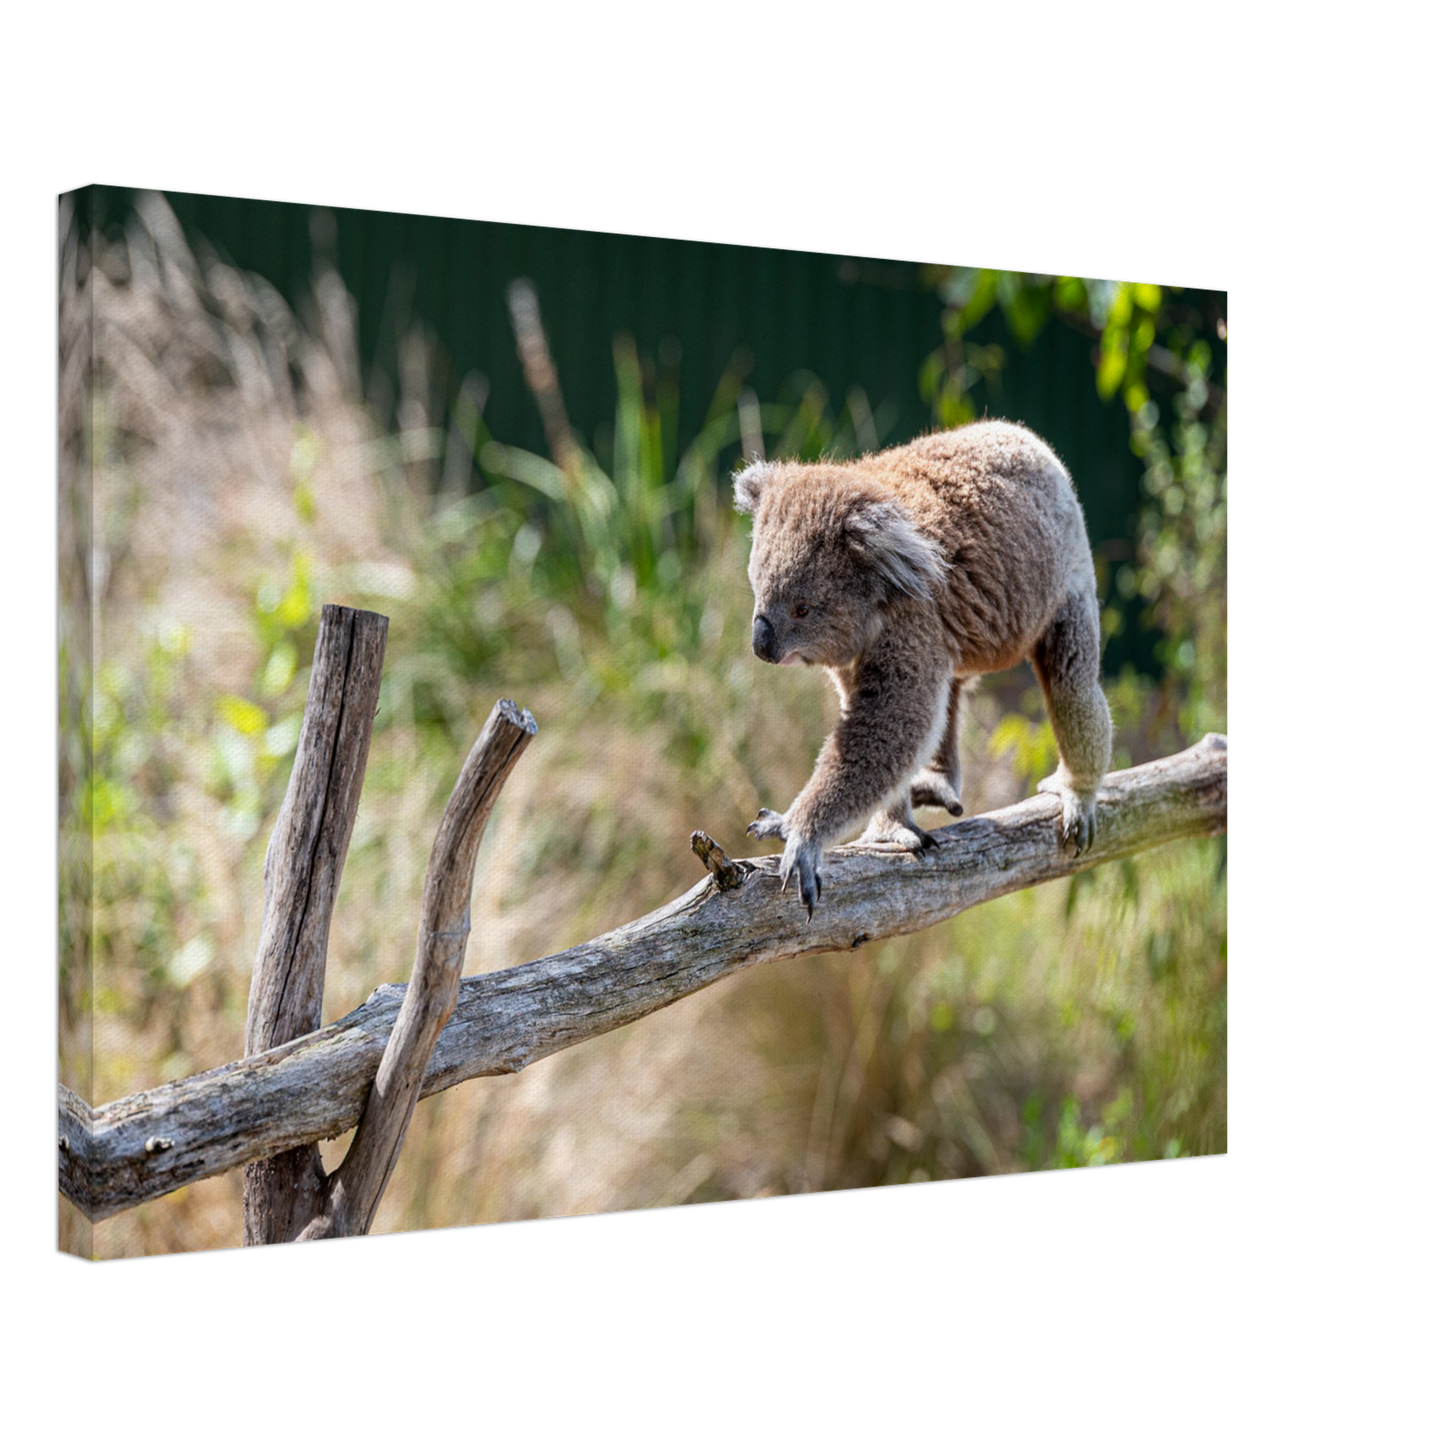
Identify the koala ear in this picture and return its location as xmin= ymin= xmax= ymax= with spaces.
xmin=844 ymin=497 xmax=947 ymax=600
xmin=733 ymin=458 xmax=777 ymax=515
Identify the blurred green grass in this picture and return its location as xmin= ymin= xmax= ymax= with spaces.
xmin=59 ymin=195 xmax=1225 ymax=1258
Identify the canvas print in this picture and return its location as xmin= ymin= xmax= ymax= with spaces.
xmin=58 ymin=188 xmax=1227 ymax=1258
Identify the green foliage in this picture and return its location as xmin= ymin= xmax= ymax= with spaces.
xmin=740 ymin=836 xmax=1223 ymax=1195
xmin=395 ymin=334 xmax=885 ymax=775
xmin=988 ymin=706 xmax=1058 ymax=791
xmin=1121 ymin=356 xmax=1228 ymax=737
xmin=86 ymin=616 xmax=216 ymax=1042
xmin=209 ymin=480 xmax=319 ymax=842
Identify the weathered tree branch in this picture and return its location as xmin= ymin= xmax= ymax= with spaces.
xmin=61 ymin=734 xmax=1226 ymax=1223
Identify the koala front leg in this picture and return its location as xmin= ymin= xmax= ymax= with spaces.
xmin=1032 ymin=588 xmax=1113 ymax=856
xmin=752 ymin=638 xmax=952 ymax=916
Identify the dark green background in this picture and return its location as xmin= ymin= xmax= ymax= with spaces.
xmin=82 ymin=186 xmax=1174 ymax=668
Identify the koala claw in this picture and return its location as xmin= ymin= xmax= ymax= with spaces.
xmin=779 ymin=834 xmax=822 ymax=920
xmin=1039 ymin=774 xmax=1097 ymax=858
xmin=748 ymin=808 xmax=789 ymax=842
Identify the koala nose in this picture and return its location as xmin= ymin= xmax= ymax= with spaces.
xmin=752 ymin=614 xmax=775 ymax=662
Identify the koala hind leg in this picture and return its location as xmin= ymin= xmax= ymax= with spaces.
xmin=909 ymin=675 xmax=965 ymax=816
xmin=1031 ymin=588 xmax=1113 ymax=856
xmin=858 ymin=792 xmax=938 ymax=852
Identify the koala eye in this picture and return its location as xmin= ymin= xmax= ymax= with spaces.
xmin=793 ymin=602 xmax=811 ymax=619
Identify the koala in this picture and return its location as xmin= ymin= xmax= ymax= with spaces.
xmin=736 ymin=419 xmax=1113 ymax=916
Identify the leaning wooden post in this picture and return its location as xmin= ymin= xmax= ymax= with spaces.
xmin=243 ymin=604 xmax=388 ymax=1245
xmin=301 ymin=699 xmax=537 ymax=1238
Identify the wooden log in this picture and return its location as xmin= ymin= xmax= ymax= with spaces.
xmin=71 ymin=735 xmax=1228 ymax=1221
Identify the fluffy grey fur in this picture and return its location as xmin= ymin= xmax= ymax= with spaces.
xmin=736 ymin=420 xmax=1113 ymax=916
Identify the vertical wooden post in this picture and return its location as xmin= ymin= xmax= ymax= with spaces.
xmin=243 ymin=604 xmax=387 ymax=1245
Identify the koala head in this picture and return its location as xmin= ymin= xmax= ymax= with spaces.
xmin=734 ymin=458 xmax=945 ymax=668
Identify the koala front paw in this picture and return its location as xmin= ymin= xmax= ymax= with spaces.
xmin=1038 ymin=773 xmax=1097 ymax=857
xmin=747 ymin=807 xmax=789 ymax=842
xmin=779 ymin=833 xmax=822 ymax=920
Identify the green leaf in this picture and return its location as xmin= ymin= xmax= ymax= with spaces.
xmin=1132 ymin=282 xmax=1162 ymax=313
xmin=217 ymin=694 xmax=269 ymax=736
xmin=1097 ymin=326 xmax=1128 ymax=398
